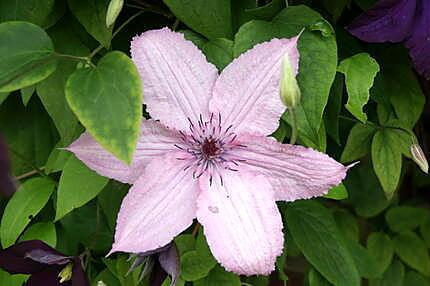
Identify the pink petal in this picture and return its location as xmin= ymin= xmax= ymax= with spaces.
xmin=209 ymin=36 xmax=299 ymax=136
xmin=196 ymin=170 xmax=283 ymax=275
xmin=67 ymin=120 xmax=183 ymax=184
xmin=131 ymin=28 xmax=219 ymax=131
xmin=233 ymin=135 xmax=349 ymax=201
xmin=111 ymin=154 xmax=199 ymax=254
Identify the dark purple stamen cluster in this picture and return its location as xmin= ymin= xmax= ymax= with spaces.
xmin=175 ymin=113 xmax=245 ymax=185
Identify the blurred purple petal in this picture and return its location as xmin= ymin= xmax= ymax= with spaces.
xmin=0 ymin=136 xmax=16 ymax=198
xmin=405 ymin=0 xmax=430 ymax=79
xmin=158 ymin=245 xmax=179 ymax=286
xmin=25 ymin=266 xmax=68 ymax=286
xmin=71 ymin=257 xmax=90 ymax=286
xmin=0 ymin=240 xmax=64 ymax=274
xmin=347 ymin=0 xmax=416 ymax=42
xmin=25 ymin=250 xmax=70 ymax=265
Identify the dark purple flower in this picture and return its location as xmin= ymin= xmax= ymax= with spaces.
xmin=0 ymin=136 xmax=16 ymax=198
xmin=128 ymin=243 xmax=179 ymax=286
xmin=0 ymin=240 xmax=90 ymax=286
xmin=347 ymin=0 xmax=430 ymax=79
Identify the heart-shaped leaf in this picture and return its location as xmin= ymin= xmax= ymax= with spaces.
xmin=65 ymin=51 xmax=142 ymax=164
xmin=0 ymin=21 xmax=57 ymax=92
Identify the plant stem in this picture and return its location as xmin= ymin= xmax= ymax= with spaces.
xmin=191 ymin=223 xmax=200 ymax=237
xmin=8 ymin=148 xmax=46 ymax=177
xmin=289 ymin=108 xmax=297 ymax=145
xmin=172 ymin=18 xmax=180 ymax=31
xmin=88 ymin=10 xmax=144 ymax=60
xmin=15 ymin=168 xmax=45 ymax=180
xmin=112 ymin=11 xmax=144 ymax=39
xmin=338 ymin=115 xmax=417 ymax=142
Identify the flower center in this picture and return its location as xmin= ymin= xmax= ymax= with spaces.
xmin=175 ymin=113 xmax=246 ymax=184
xmin=201 ymin=138 xmax=221 ymax=159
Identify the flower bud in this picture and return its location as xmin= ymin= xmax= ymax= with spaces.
xmin=280 ymin=53 xmax=301 ymax=109
xmin=106 ymin=0 xmax=124 ymax=27
xmin=58 ymin=263 xmax=73 ymax=283
xmin=410 ymin=143 xmax=428 ymax=174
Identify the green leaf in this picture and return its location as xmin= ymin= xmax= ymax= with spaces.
xmin=321 ymin=0 xmax=350 ymax=21
xmin=20 ymin=85 xmax=35 ymax=106
xmin=65 ymin=51 xmax=142 ymax=163
xmin=37 ymin=21 xmax=89 ymax=144
xmin=0 ymin=269 xmax=27 ymax=286
xmin=202 ymin=38 xmax=234 ymax=70
xmin=0 ymin=96 xmax=57 ymax=175
xmin=55 ymin=155 xmax=109 ymax=221
xmin=68 ymin=0 xmax=113 ymax=47
xmin=324 ymin=183 xmax=348 ymax=200
xmin=377 ymin=66 xmax=425 ymax=128
xmin=244 ymin=0 xmax=285 ymax=20
xmin=345 ymin=160 xmax=390 ymax=218
xmin=97 ymin=181 xmax=127 ymax=231
xmin=370 ymin=259 xmax=405 ymax=286
xmin=180 ymin=250 xmax=215 ymax=281
xmin=194 ymin=265 xmax=241 ymax=286
xmin=404 ymin=271 xmax=430 ymax=286
xmin=324 ymin=74 xmax=344 ymax=144
xmin=163 ymin=0 xmax=233 ymax=39
xmin=341 ymin=123 xmax=376 ymax=163
xmin=345 ymin=239 xmax=380 ymax=279
xmin=0 ymin=92 xmax=8 ymax=105
xmin=367 ymin=232 xmax=394 ymax=276
xmin=0 ymin=21 xmax=57 ymax=92
xmin=393 ymin=231 xmax=430 ymax=276
xmin=0 ymin=0 xmax=55 ymax=26
xmin=274 ymin=7 xmax=337 ymax=149
xmin=44 ymin=144 xmax=72 ymax=174
xmin=371 ymin=129 xmax=403 ymax=198
xmin=309 ymin=268 xmax=333 ymax=286
xmin=338 ymin=53 xmax=379 ymax=122
xmin=385 ymin=206 xmax=429 ymax=233
xmin=421 ymin=217 xmax=430 ymax=249
xmin=20 ymin=222 xmax=57 ymax=247
xmin=181 ymin=229 xmax=216 ymax=281
xmin=285 ymin=200 xmax=360 ymax=286
xmin=92 ymin=268 xmax=121 ymax=286
xmin=0 ymin=177 xmax=55 ymax=247
xmin=60 ymin=202 xmax=112 ymax=253
xmin=106 ymin=0 xmax=123 ymax=27
xmin=334 ymin=209 xmax=359 ymax=242
xmin=175 ymin=234 xmax=196 ymax=256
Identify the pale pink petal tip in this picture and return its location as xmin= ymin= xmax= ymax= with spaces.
xmin=112 ymin=154 xmax=199 ymax=254
xmin=197 ymin=171 xmax=284 ymax=275
xmin=66 ymin=120 xmax=183 ymax=184
xmin=209 ymin=36 xmax=300 ymax=137
xmin=130 ymin=27 xmax=218 ymax=131
xmin=233 ymin=134 xmax=350 ymax=201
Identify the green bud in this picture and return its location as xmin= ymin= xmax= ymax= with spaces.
xmin=280 ymin=53 xmax=301 ymax=109
xmin=410 ymin=143 xmax=428 ymax=174
xmin=58 ymin=263 xmax=73 ymax=283
xmin=106 ymin=0 xmax=124 ymax=28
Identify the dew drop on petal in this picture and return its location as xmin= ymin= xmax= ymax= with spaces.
xmin=208 ymin=206 xmax=219 ymax=213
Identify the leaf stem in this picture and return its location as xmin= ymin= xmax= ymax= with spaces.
xmin=338 ymin=115 xmax=418 ymax=143
xmin=191 ymin=223 xmax=200 ymax=237
xmin=15 ymin=168 xmax=45 ymax=180
xmin=8 ymin=148 xmax=46 ymax=177
xmin=113 ymin=11 xmax=144 ymax=39
xmin=54 ymin=53 xmax=96 ymax=68
xmin=289 ymin=108 xmax=297 ymax=145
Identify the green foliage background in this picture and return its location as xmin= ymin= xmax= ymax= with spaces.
xmin=0 ymin=0 xmax=429 ymax=285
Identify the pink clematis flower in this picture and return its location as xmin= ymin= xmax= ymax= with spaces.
xmin=67 ymin=28 xmax=349 ymax=275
